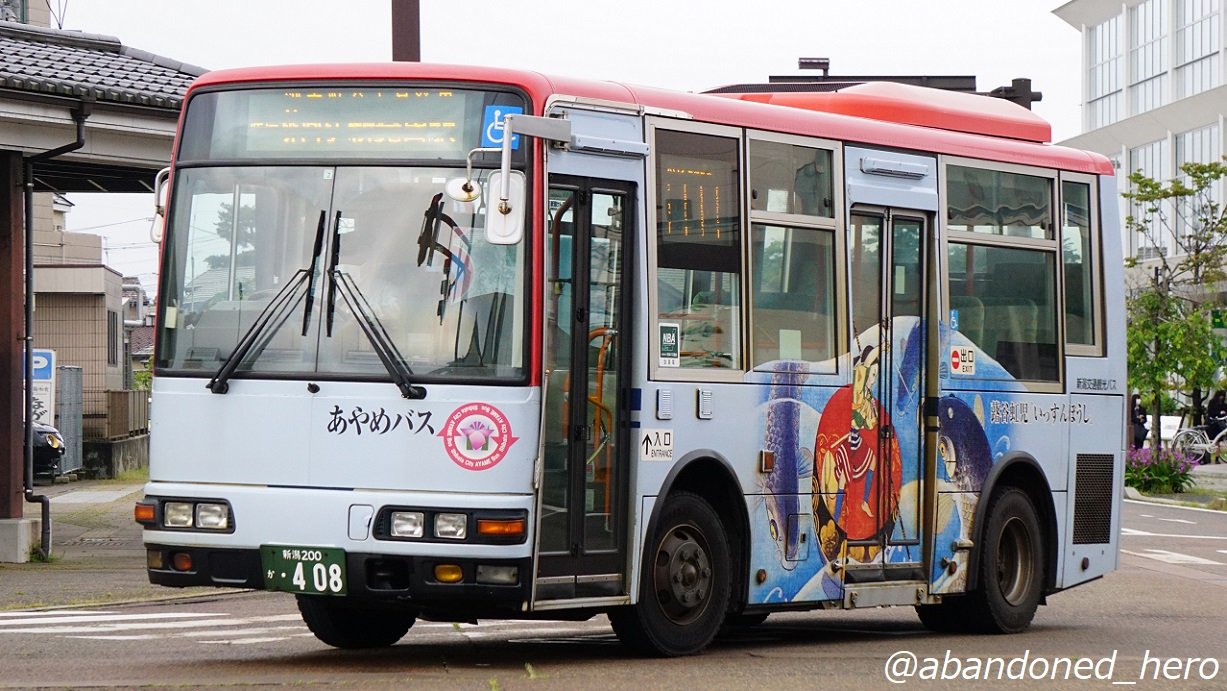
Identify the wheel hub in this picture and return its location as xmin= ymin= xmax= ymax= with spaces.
xmin=656 ymin=527 xmax=712 ymax=622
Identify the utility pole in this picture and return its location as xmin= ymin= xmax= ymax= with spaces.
xmin=391 ymin=0 xmax=421 ymax=62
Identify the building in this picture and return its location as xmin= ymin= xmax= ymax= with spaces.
xmin=1 ymin=2 xmax=203 ymax=560
xmin=1055 ymin=0 xmax=1225 ymax=262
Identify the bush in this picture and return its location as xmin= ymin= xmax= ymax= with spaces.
xmin=1125 ymin=447 xmax=1198 ymax=494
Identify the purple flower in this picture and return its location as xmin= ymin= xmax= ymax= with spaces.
xmin=459 ymin=420 xmax=495 ymax=450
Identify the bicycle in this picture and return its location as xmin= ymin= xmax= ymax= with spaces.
xmin=1170 ymin=414 xmax=1227 ymax=464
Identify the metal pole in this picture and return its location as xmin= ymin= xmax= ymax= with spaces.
xmin=391 ymin=0 xmax=421 ymax=62
xmin=22 ymin=102 xmax=89 ymax=558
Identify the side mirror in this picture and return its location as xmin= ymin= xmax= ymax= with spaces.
xmin=445 ymin=114 xmax=571 ymax=245
xmin=150 ymin=167 xmax=171 ymax=243
xmin=485 ymin=171 xmax=525 ymax=245
xmin=486 ymin=114 xmax=571 ymax=246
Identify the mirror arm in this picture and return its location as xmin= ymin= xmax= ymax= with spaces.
xmin=498 ymin=121 xmax=515 ymax=215
xmin=463 ymin=147 xmax=501 ymax=191
xmin=497 ymin=114 xmax=573 ymax=215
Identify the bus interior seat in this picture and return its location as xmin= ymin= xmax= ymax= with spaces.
xmin=949 ymin=295 xmax=984 ymax=345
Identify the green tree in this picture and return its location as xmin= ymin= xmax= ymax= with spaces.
xmin=1124 ymin=158 xmax=1227 ymax=446
xmin=206 ymin=201 xmax=257 ymax=270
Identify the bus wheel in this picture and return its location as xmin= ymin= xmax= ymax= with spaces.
xmin=609 ymin=492 xmax=730 ymax=656
xmin=296 ymin=595 xmax=415 ymax=649
xmin=962 ymin=487 xmax=1044 ymax=634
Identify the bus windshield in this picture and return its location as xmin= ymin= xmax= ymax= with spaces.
xmin=155 ymin=86 xmax=528 ymax=383
xmin=155 ymin=164 xmax=526 ymax=381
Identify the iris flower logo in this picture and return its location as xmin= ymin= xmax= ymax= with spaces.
xmin=439 ymin=403 xmax=519 ymax=471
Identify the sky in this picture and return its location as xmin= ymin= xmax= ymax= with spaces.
xmin=56 ymin=0 xmax=1085 ymax=294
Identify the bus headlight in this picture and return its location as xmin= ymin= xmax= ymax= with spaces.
xmin=144 ymin=497 xmax=234 ymax=532
xmin=434 ymin=513 xmax=467 ymax=540
xmin=390 ymin=511 xmax=425 ymax=538
xmin=195 ymin=503 xmax=230 ymax=530
xmin=164 ymin=502 xmax=194 ymax=528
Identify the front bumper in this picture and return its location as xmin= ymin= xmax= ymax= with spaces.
xmin=146 ymin=544 xmax=530 ymax=615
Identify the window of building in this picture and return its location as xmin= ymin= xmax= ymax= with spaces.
xmin=1176 ymin=0 xmax=1221 ymax=98
xmin=1062 ymin=180 xmax=1100 ymax=351
xmin=1130 ymin=0 xmax=1170 ymax=115
xmin=1128 ymin=139 xmax=1171 ymax=258
xmin=1088 ymin=15 xmax=1124 ymax=128
xmin=1175 ymin=124 xmax=1222 ymax=240
xmin=653 ymin=127 xmax=742 ymax=372
xmin=107 ymin=310 xmax=119 ymax=366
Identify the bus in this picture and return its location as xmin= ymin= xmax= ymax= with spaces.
xmin=137 ymin=63 xmax=1126 ymax=657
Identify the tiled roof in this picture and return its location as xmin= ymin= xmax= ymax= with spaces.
xmin=0 ymin=22 xmax=206 ymax=110
xmin=129 ymin=325 xmax=155 ymax=357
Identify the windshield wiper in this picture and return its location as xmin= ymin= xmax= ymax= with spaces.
xmin=328 ymin=268 xmax=426 ymax=399
xmin=324 ymin=210 xmax=342 ymax=337
xmin=300 ymin=210 xmax=328 ymax=336
xmin=206 ymin=268 xmax=311 ymax=395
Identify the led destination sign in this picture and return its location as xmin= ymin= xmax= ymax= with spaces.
xmin=181 ymin=87 xmax=522 ymax=161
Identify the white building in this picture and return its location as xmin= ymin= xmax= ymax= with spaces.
xmin=1055 ymin=0 xmax=1225 ymax=261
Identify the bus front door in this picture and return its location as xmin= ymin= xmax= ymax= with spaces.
xmin=839 ymin=209 xmax=927 ymax=584
xmin=536 ymin=178 xmax=633 ymax=602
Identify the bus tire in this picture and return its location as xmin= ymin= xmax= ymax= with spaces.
xmin=296 ymin=595 xmax=415 ymax=649
xmin=962 ymin=487 xmax=1044 ymax=634
xmin=609 ymin=492 xmax=730 ymax=656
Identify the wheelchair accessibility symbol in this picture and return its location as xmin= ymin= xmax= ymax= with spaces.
xmin=481 ymin=105 xmax=523 ymax=149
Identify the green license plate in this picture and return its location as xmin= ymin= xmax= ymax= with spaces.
xmin=260 ymin=545 xmax=348 ymax=596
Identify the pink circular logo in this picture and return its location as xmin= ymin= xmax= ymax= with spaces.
xmin=438 ymin=403 xmax=518 ymax=471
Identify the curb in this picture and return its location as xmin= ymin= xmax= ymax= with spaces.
xmin=1124 ymin=485 xmax=1227 ymax=510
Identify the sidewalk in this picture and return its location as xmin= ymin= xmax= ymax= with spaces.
xmin=1 ymin=478 xmax=212 ymax=611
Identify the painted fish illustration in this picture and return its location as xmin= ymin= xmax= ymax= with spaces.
xmin=934 ymin=395 xmax=993 ymax=591
xmin=936 ymin=396 xmax=992 ymax=493
xmin=761 ymin=361 xmax=812 ymax=570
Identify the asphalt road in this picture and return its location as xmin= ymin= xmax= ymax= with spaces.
xmin=2 ymin=500 xmax=1226 ymax=690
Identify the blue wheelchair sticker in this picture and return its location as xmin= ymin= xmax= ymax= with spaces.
xmin=481 ymin=106 xmax=523 ymax=149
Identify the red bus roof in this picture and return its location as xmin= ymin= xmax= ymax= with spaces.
xmin=714 ymin=82 xmax=1052 ymax=144
xmin=188 ymin=63 xmax=1113 ymax=176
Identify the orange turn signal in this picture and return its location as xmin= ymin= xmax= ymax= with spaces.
xmin=134 ymin=502 xmax=156 ymax=525
xmin=476 ymin=518 xmax=526 ymax=537
xmin=434 ymin=564 xmax=464 ymax=583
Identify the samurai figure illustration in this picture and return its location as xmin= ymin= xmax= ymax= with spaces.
xmin=812 ymin=344 xmax=902 ymax=564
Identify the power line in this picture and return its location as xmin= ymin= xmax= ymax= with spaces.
xmin=70 ymin=216 xmax=155 ymax=232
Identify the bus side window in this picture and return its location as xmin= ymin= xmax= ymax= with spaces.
xmin=653 ymin=128 xmax=743 ymax=370
xmin=1062 ymin=180 xmax=1099 ymax=351
xmin=750 ymin=225 xmax=836 ymax=370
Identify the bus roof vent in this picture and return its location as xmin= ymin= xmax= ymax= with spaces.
xmin=714 ymin=81 xmax=1051 ymax=144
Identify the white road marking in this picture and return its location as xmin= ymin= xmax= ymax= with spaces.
xmin=0 ymin=613 xmax=300 ymax=634
xmin=0 ymin=612 xmax=229 ymax=627
xmin=1157 ymin=517 xmax=1196 ymax=524
xmin=1121 ymin=549 xmax=1225 ymax=565
xmin=0 ymin=610 xmax=117 ymax=618
xmin=1120 ymin=528 xmax=1227 ymax=540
